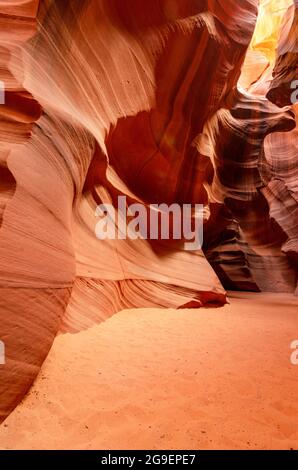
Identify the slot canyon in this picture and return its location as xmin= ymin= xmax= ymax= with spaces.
xmin=0 ymin=0 xmax=297 ymax=450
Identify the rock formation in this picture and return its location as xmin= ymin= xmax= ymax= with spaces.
xmin=0 ymin=0 xmax=297 ymax=422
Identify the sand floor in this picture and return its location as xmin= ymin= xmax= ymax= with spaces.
xmin=0 ymin=292 xmax=297 ymax=450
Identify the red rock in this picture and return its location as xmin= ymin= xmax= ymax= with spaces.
xmin=0 ymin=0 xmax=297 ymax=423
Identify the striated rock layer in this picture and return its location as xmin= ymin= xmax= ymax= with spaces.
xmin=0 ymin=0 xmax=297 ymax=422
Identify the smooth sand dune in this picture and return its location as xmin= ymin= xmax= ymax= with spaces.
xmin=0 ymin=293 xmax=297 ymax=450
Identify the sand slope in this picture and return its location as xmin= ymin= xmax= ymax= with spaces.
xmin=0 ymin=293 xmax=297 ymax=450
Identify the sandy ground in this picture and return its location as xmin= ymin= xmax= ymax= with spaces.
xmin=0 ymin=292 xmax=297 ymax=450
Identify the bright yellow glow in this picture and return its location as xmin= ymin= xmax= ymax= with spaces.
xmin=249 ymin=0 xmax=293 ymax=64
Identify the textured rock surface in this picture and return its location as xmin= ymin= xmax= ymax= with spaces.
xmin=0 ymin=0 xmax=297 ymax=422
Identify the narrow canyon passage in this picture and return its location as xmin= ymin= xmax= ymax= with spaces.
xmin=0 ymin=0 xmax=297 ymax=449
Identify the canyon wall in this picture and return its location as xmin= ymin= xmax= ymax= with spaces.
xmin=0 ymin=0 xmax=297 ymax=421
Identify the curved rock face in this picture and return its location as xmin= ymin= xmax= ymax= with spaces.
xmin=0 ymin=0 xmax=297 ymax=421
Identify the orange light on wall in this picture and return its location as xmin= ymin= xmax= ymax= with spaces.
xmin=249 ymin=0 xmax=293 ymax=64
